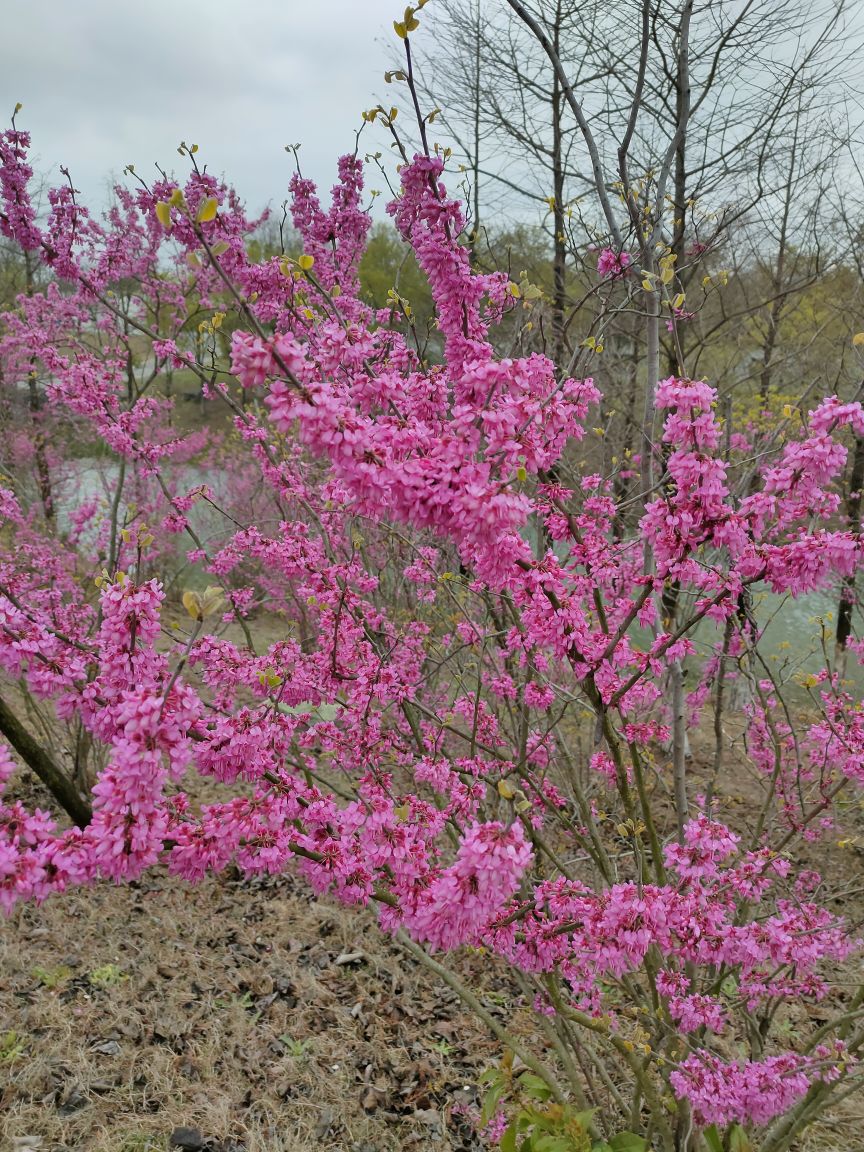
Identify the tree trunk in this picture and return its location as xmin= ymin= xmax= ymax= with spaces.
xmin=836 ymin=431 xmax=864 ymax=675
xmin=0 ymin=692 xmax=92 ymax=827
xmin=23 ymin=252 xmax=55 ymax=526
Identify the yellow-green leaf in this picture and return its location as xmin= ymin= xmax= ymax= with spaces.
xmin=200 ymin=586 xmax=226 ymax=617
xmin=182 ymin=590 xmax=202 ymax=620
xmin=298 ymin=253 xmax=315 ymax=271
xmin=196 ymin=196 xmax=218 ymax=223
xmin=155 ymin=201 xmax=172 ymax=230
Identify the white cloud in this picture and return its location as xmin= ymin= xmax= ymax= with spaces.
xmin=1 ymin=0 xmax=402 ymax=215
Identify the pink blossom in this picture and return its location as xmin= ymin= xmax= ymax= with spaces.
xmin=596 ymin=248 xmax=632 ymax=279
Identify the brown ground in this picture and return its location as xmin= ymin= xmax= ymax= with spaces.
xmin=1 ymin=862 xmax=504 ymax=1152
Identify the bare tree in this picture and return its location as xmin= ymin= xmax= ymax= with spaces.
xmin=418 ymin=0 xmax=860 ymax=398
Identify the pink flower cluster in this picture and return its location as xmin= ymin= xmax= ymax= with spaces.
xmin=670 ymin=1047 xmax=846 ymax=1127
xmin=397 ymin=821 xmax=533 ymax=951
xmin=596 ymin=247 xmax=632 ymax=279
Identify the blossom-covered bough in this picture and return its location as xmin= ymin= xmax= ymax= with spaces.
xmin=2 ymin=24 xmax=864 ymax=1152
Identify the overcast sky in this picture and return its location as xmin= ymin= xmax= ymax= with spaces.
xmin=1 ymin=0 xmax=404 ymax=217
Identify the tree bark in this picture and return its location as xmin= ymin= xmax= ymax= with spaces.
xmin=836 ymin=431 xmax=864 ymax=673
xmin=0 ymin=692 xmax=92 ymax=827
xmin=24 ymin=252 xmax=55 ymax=526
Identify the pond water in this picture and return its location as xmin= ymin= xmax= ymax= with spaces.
xmin=54 ymin=460 xmax=864 ymax=695
xmin=53 ymin=457 xmax=230 ymax=593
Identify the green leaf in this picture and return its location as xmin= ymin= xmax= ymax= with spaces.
xmin=32 ymin=964 xmax=72 ymax=988
xmin=501 ymin=1123 xmax=518 ymax=1152
xmin=182 ymin=590 xmax=203 ymax=620
xmin=592 ymin=1145 xmax=614 ymax=1152
xmin=155 ymin=201 xmax=172 ymax=229
xmin=481 ymin=1082 xmax=505 ymax=1126
xmin=609 ymin=1135 xmax=648 ymax=1152
xmin=196 ymin=196 xmax=218 ymax=223
xmin=533 ymin=1137 xmax=569 ymax=1152
xmin=518 ymin=1072 xmax=553 ymax=1101
xmin=479 ymin=1067 xmax=502 ymax=1085
xmin=572 ymin=1109 xmax=598 ymax=1131
xmin=703 ymin=1129 xmax=723 ymax=1152
xmin=728 ymin=1126 xmax=753 ymax=1152
xmin=88 ymin=962 xmax=126 ymax=988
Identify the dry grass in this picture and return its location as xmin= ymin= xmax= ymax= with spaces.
xmin=1 ymin=867 xmax=502 ymax=1151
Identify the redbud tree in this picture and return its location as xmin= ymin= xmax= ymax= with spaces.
xmin=2 ymin=8 xmax=864 ymax=1151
